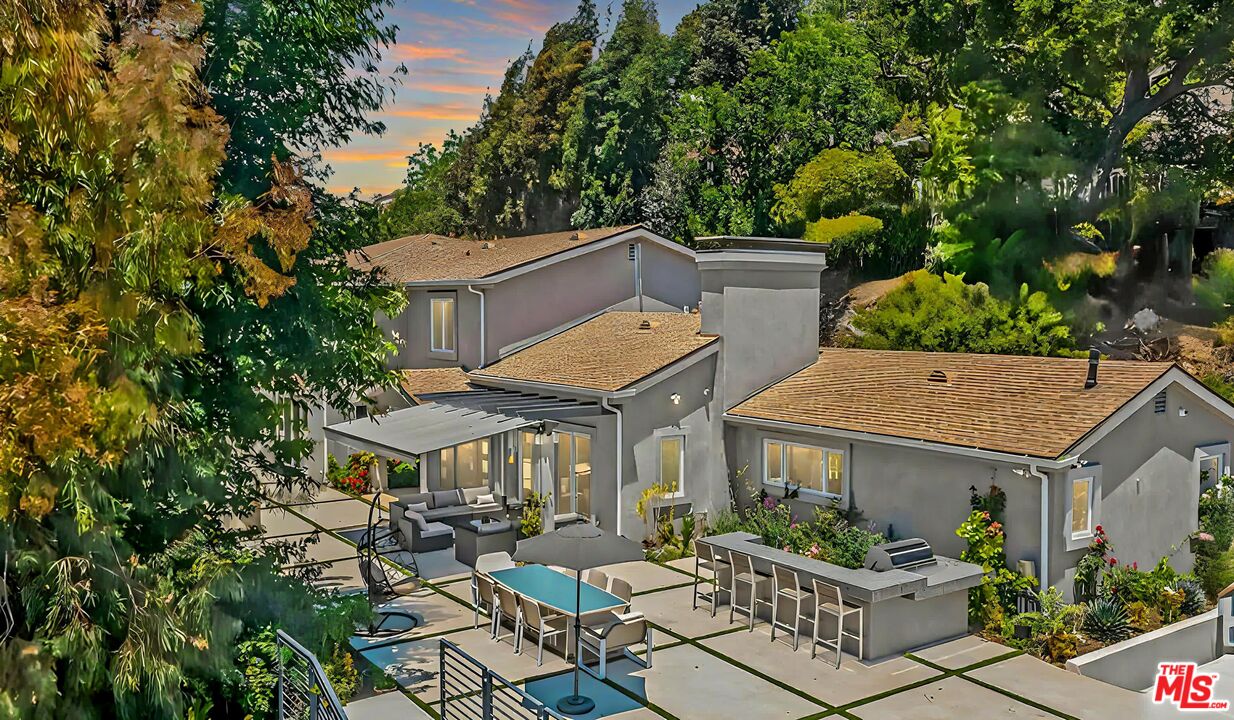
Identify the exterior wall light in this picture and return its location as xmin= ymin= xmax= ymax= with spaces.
xmin=670 ymin=393 xmax=681 ymax=405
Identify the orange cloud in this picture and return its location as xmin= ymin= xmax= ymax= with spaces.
xmin=384 ymin=102 xmax=480 ymax=121
xmin=411 ymin=81 xmax=493 ymax=96
xmin=321 ymin=148 xmax=410 ymax=163
xmin=393 ymin=44 xmax=467 ymax=61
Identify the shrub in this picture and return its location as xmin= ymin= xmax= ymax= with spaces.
xmin=772 ymin=146 xmax=909 ymax=232
xmin=1083 ymin=597 xmax=1134 ymax=644
xmin=805 ymin=213 xmax=884 ymax=268
xmin=1195 ymin=248 xmax=1234 ymax=315
xmin=327 ymin=451 xmax=377 ymax=495
xmin=846 ymin=271 xmax=1078 ymax=356
xmin=957 ymin=507 xmax=1036 ymax=625
xmin=1178 ymin=579 xmax=1207 ymax=616
xmin=520 ymin=492 xmax=548 ymax=538
xmin=1199 ymin=474 xmax=1234 ymax=552
xmin=1010 ymin=587 xmax=1083 ymax=662
xmin=723 ymin=496 xmax=885 ymax=570
xmin=1126 ymin=600 xmax=1155 ymax=628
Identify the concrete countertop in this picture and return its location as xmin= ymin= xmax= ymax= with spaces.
xmin=699 ymin=532 xmax=982 ymax=604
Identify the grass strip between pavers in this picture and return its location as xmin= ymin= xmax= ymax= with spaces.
xmin=632 ymin=579 xmax=696 ymax=597
xmin=953 ymin=671 xmax=1080 ymax=720
xmin=646 ymin=621 xmax=835 ymax=711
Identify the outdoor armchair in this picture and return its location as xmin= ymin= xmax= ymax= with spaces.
xmin=609 ymin=577 xmax=633 ymax=605
xmin=518 ymin=594 xmax=569 ymax=666
xmin=578 ymin=611 xmax=653 ymax=680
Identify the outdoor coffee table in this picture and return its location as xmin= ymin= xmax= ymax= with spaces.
xmin=488 ymin=565 xmax=627 ymax=658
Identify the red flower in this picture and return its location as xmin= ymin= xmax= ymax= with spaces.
xmin=359 ymin=469 xmax=368 ymax=477
xmin=1109 ymin=557 xmax=1118 ymax=565
xmin=1132 ymin=561 xmax=1138 ymax=570
xmin=1094 ymin=525 xmax=1103 ymax=534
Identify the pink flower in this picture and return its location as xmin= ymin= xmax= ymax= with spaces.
xmin=784 ymin=546 xmax=792 ymax=552
xmin=790 ymin=523 xmax=798 ymax=530
xmin=763 ymin=496 xmax=777 ymax=510
xmin=1132 ymin=561 xmax=1138 ymax=570
xmin=1198 ymin=532 xmax=1215 ymax=543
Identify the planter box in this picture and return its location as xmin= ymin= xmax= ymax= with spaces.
xmin=1066 ymin=609 xmax=1220 ymax=691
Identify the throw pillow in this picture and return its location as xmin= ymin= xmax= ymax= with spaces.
xmin=475 ymin=493 xmax=496 ymax=506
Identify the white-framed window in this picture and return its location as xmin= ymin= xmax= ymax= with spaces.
xmin=763 ymin=438 xmax=844 ymax=499
xmin=352 ymin=403 xmax=369 ymax=420
xmin=519 ymin=430 xmax=536 ymax=501
xmin=659 ymin=434 xmax=686 ymax=497
xmin=430 ymin=295 xmax=456 ymax=353
xmin=441 ymin=438 xmax=489 ymax=490
xmin=1199 ymin=444 xmax=1230 ymax=490
xmin=1071 ymin=476 xmax=1093 ymax=539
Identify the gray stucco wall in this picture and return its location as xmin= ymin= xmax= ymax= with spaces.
xmin=382 ymin=236 xmax=699 ymax=371
xmin=725 ymin=424 xmax=1042 ymax=567
xmin=1050 ymin=383 xmax=1234 ymax=593
xmin=727 ymin=380 xmax=1234 ymax=596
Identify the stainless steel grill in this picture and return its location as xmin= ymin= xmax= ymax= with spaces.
xmin=864 ymin=538 xmax=936 ymax=572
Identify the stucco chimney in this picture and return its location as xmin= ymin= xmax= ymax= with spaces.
xmin=695 ymin=237 xmax=828 ymax=410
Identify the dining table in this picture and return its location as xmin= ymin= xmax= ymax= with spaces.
xmin=488 ymin=564 xmax=628 ymax=658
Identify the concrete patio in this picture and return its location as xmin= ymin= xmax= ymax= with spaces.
xmin=256 ymin=484 xmax=1176 ymax=720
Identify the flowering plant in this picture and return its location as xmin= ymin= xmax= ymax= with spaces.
xmin=327 ymin=451 xmax=377 ymax=494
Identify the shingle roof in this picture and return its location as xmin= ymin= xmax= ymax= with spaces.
xmin=350 ymin=226 xmax=638 ymax=283
xmin=398 ymin=367 xmax=476 ymax=404
xmin=472 ymin=312 xmax=718 ymax=392
xmin=728 ymin=348 xmax=1175 ymax=459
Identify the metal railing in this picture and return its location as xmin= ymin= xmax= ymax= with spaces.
xmin=276 ymin=629 xmax=348 ymax=720
xmin=440 ymin=638 xmax=565 ymax=720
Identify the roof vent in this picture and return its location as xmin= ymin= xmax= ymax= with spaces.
xmin=635 ymin=319 xmax=659 ymax=334
xmin=569 ymin=231 xmax=581 ymax=242
xmin=1085 ymin=348 xmax=1100 ymax=389
xmin=481 ymin=241 xmax=495 ymax=250
xmin=927 ymin=369 xmax=950 ymax=384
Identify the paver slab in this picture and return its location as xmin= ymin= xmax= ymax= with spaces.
xmin=597 ymin=560 xmax=694 ymax=595
xmin=967 ymin=653 xmax=1146 ymax=720
xmin=629 ymin=585 xmax=743 ymax=639
xmin=604 ymin=643 xmax=823 ymax=720
xmin=292 ymin=498 xmax=377 ymax=530
xmin=524 ymin=670 xmax=655 ymax=719
xmin=275 ymin=531 xmax=358 ymax=567
xmin=850 ymin=675 xmax=1054 ymax=719
xmin=701 ymin=627 xmax=940 ymax=707
xmin=344 ymin=690 xmax=431 ymax=720
xmin=248 ymin=506 xmax=317 ymax=538
xmin=911 ymin=635 xmax=1014 ymax=670
xmin=350 ymin=587 xmax=475 ymax=649
xmin=662 ymin=557 xmax=702 ymax=577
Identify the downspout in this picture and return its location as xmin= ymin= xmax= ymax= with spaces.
xmin=602 ymin=398 xmax=624 ymax=537
xmin=634 ymin=243 xmax=644 ymax=312
xmin=1029 ymin=463 xmax=1050 ymax=591
xmin=466 ymin=285 xmax=486 ymax=367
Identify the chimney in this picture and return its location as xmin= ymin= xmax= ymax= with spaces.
xmin=695 ymin=237 xmax=828 ymax=410
xmin=1085 ymin=348 xmax=1100 ymax=389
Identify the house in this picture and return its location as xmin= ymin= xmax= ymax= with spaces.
xmin=305 ymin=225 xmax=700 ymax=476
xmin=325 ymin=236 xmax=1234 ymax=593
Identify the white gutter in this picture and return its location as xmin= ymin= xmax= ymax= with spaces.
xmin=602 ymin=398 xmax=624 ymax=537
xmin=1028 ymin=463 xmax=1050 ymax=591
xmin=466 ymin=285 xmax=486 ymax=367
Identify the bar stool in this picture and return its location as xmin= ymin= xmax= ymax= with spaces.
xmin=810 ymin=578 xmax=864 ymax=667
xmin=693 ymin=541 xmax=730 ymax=616
xmin=770 ymin=565 xmax=814 ymax=650
xmin=728 ymin=550 xmax=772 ymax=630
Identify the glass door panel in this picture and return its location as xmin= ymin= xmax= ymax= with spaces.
xmin=556 ymin=434 xmax=573 ymax=516
xmin=575 ymin=434 xmax=591 ymax=518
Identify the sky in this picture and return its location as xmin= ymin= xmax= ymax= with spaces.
xmin=322 ymin=0 xmax=698 ymax=197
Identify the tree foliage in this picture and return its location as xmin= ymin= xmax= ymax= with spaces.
xmin=847 ymin=271 xmax=1078 ymax=356
xmin=0 ymin=0 xmax=402 ymax=716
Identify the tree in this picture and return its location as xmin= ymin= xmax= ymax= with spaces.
xmin=444 ymin=1 xmax=600 ymax=236
xmin=670 ymin=0 xmax=805 ymax=89
xmin=378 ymin=135 xmax=464 ymax=240
xmin=646 ymin=13 xmax=897 ymax=240
xmin=562 ymin=0 xmax=673 ymax=228
xmin=905 ymin=0 xmax=1234 ymax=295
xmin=847 ymin=271 xmax=1078 ymax=356
xmin=772 ymin=146 xmax=909 ymax=234
xmin=0 ymin=0 xmax=403 ymax=716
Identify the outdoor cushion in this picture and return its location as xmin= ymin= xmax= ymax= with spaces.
xmin=461 ymin=487 xmax=487 ymax=504
xmin=405 ymin=510 xmax=430 ymax=532
xmin=420 ymin=522 xmax=453 ymax=539
xmin=475 ymin=493 xmax=496 ymax=506
xmin=432 ymin=489 xmax=464 ymax=508
xmin=407 ymin=501 xmax=429 ymax=513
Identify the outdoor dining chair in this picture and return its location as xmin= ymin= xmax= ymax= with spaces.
xmin=609 ymin=577 xmax=633 ymax=605
xmin=517 ymin=594 xmax=569 ymax=665
xmin=693 ymin=540 xmax=730 ymax=617
xmin=810 ymin=578 xmax=864 ymax=667
xmin=472 ymin=571 xmax=497 ymax=634
xmin=475 ymin=551 xmax=515 ymax=575
xmin=585 ymin=569 xmax=609 ymax=591
xmin=728 ymin=550 xmax=772 ymax=631
xmin=770 ymin=564 xmax=814 ymax=651
xmin=493 ymin=585 xmax=522 ymax=651
xmin=578 ymin=611 xmax=653 ymax=680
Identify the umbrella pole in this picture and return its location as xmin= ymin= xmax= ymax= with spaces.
xmin=557 ymin=568 xmax=595 ymax=715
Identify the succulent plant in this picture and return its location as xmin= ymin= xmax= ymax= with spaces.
xmin=1178 ymin=579 xmax=1207 ymax=615
xmin=1083 ymin=597 xmax=1134 ymax=644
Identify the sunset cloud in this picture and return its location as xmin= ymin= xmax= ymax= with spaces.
xmin=411 ymin=81 xmax=494 ymax=95
xmin=321 ymin=148 xmax=410 ymax=163
xmin=384 ymin=102 xmax=480 ymax=121
xmin=392 ymin=44 xmax=467 ymax=61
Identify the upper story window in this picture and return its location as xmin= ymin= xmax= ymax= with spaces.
xmin=430 ymin=295 xmax=456 ymax=353
xmin=764 ymin=439 xmax=844 ymax=499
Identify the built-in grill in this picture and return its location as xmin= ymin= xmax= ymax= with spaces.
xmin=864 ymin=538 xmax=937 ymax=572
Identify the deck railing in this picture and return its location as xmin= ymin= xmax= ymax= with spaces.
xmin=439 ymin=638 xmax=564 ymax=720
xmin=276 ymin=629 xmax=348 ymax=720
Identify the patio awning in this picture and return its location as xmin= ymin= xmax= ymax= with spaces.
xmin=324 ymin=388 xmax=602 ymax=457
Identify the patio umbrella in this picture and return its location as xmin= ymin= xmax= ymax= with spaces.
xmin=513 ymin=523 xmax=643 ymax=716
